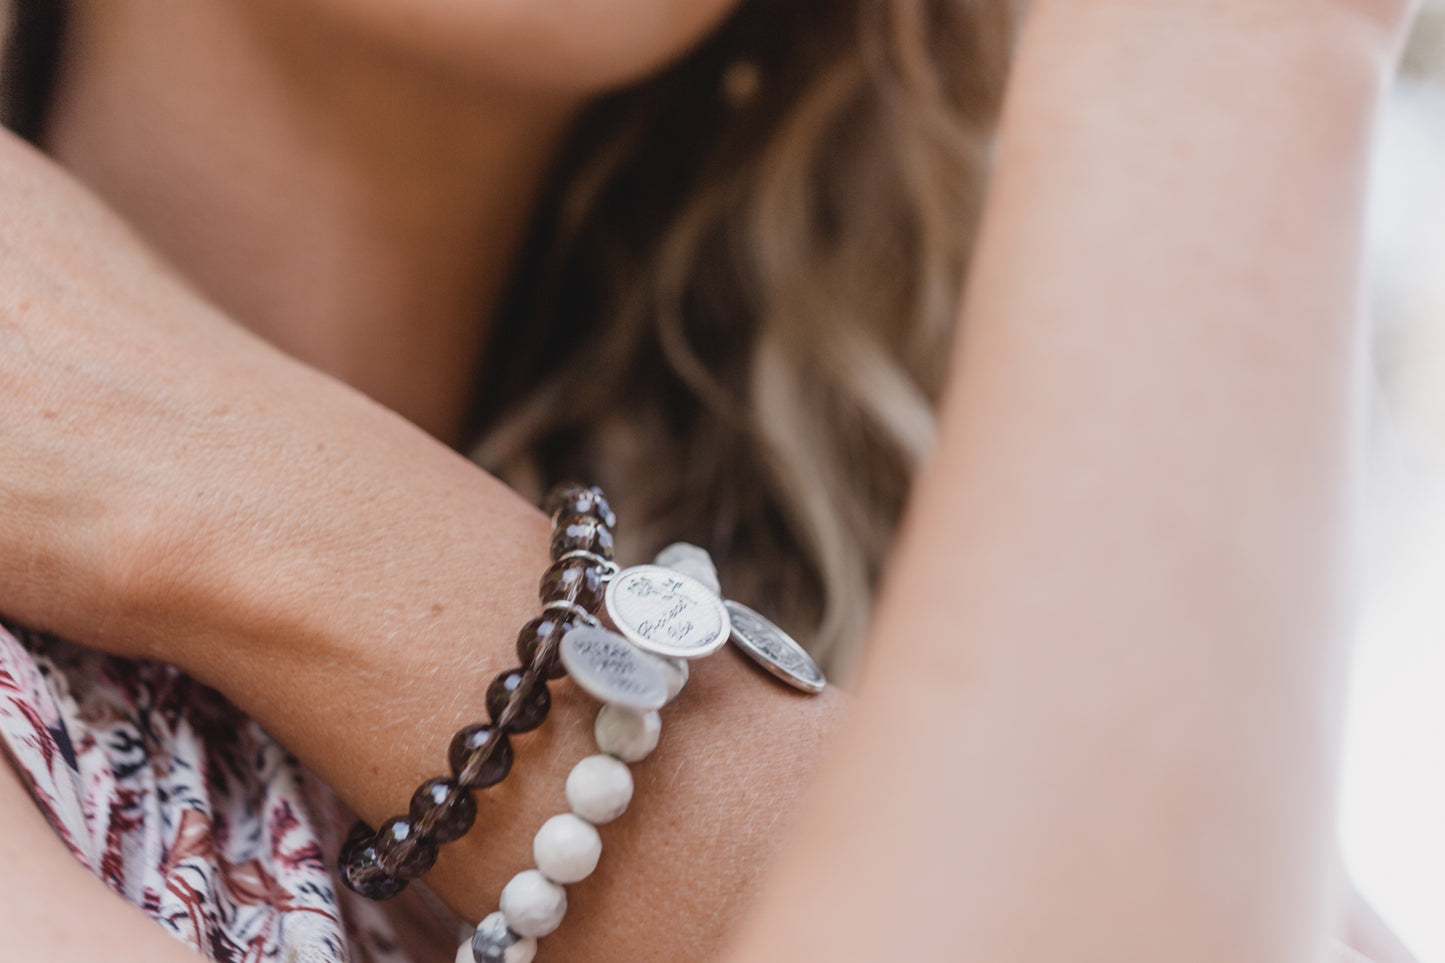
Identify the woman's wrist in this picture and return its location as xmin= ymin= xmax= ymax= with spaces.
xmin=108 ymin=352 xmax=529 ymax=664
xmin=120 ymin=400 xmax=843 ymax=957
xmin=0 ymin=162 xmax=841 ymax=952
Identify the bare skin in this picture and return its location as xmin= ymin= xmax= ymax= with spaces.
xmin=0 ymin=0 xmax=1425 ymax=961
xmin=734 ymin=2 xmax=1417 ymax=960
xmin=44 ymin=0 xmax=576 ymax=443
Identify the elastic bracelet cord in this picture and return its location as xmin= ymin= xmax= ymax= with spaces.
xmin=338 ymin=485 xmax=619 ymax=900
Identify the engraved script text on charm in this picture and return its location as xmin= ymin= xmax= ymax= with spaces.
xmin=560 ymin=626 xmax=671 ymax=711
xmin=604 ymin=565 xmax=730 ymax=660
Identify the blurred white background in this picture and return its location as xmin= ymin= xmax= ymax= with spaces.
xmin=1346 ymin=5 xmax=1445 ymax=958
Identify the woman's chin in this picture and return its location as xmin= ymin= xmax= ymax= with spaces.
xmin=268 ymin=0 xmax=746 ymax=96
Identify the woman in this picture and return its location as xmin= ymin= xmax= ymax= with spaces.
xmin=0 ymin=0 xmax=1423 ymax=960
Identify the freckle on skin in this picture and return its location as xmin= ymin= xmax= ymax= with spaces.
xmin=431 ymin=603 xmax=445 ymax=616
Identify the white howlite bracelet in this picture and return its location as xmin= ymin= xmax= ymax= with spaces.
xmin=459 ymin=541 xmax=824 ymax=962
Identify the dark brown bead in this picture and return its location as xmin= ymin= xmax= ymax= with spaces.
xmin=339 ymin=823 xmax=407 ymax=900
xmin=373 ymin=816 xmax=439 ymax=879
xmin=549 ymin=514 xmax=615 ymax=561
xmin=515 ymin=614 xmax=579 ymax=679
xmin=539 ymin=557 xmax=606 ymax=611
xmin=343 ymin=819 xmax=375 ymax=851
xmin=409 ymin=777 xmax=477 ymax=844
xmin=487 ymin=668 xmax=551 ymax=733
xmin=448 ymin=723 xmax=514 ymax=789
xmin=544 ymin=484 xmax=616 ymax=529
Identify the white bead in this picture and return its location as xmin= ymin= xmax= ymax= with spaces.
xmin=652 ymin=542 xmax=721 ymax=596
xmin=566 ymin=754 xmax=634 ymax=824
xmin=533 ymin=813 xmax=602 ymax=884
xmin=595 ymin=705 xmax=661 ymax=762
xmin=499 ymin=870 xmax=567 ymax=939
xmin=659 ymin=656 xmax=689 ymax=703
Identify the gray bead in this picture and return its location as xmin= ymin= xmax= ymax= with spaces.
xmin=469 ymin=912 xmax=536 ymax=963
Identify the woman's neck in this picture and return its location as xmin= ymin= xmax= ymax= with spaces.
xmin=43 ymin=0 xmax=577 ymax=444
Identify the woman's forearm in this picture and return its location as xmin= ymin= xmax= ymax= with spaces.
xmin=152 ymin=384 xmax=844 ymax=962
xmin=730 ymin=4 xmax=1401 ymax=961
xmin=1 ymin=128 xmax=840 ymax=961
xmin=0 ymin=761 xmax=207 ymax=962
xmin=0 ymin=0 xmax=1411 ymax=956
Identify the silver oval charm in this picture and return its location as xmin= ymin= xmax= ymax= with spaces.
xmin=604 ymin=565 xmax=731 ymax=660
xmin=724 ymin=601 xmax=826 ymax=694
xmin=560 ymin=626 xmax=671 ymax=711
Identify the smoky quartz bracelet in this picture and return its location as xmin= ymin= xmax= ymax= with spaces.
xmin=338 ymin=484 xmax=619 ymax=900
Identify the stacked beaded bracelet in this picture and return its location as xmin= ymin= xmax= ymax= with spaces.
xmin=338 ymin=484 xmax=621 ymax=900
xmin=339 ymin=477 xmax=828 ymax=963
xmin=457 ymin=544 xmax=827 ymax=962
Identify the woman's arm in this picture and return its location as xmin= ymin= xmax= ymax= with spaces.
xmin=0 ymin=761 xmax=207 ymax=962
xmin=0 ymin=1 xmax=1417 ymax=960
xmin=0 ymin=126 xmax=840 ymax=963
xmin=728 ymin=2 xmax=1412 ymax=961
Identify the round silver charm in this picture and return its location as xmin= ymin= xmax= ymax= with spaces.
xmin=724 ymin=601 xmax=826 ymax=694
xmin=560 ymin=626 xmax=671 ymax=711
xmin=603 ymin=565 xmax=731 ymax=660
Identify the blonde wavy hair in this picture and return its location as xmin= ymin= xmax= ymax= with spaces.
xmin=473 ymin=0 xmax=1013 ymax=679
xmin=2 ymin=0 xmax=1012 ymax=679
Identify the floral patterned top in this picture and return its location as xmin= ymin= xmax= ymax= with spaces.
xmin=0 ymin=621 xmax=432 ymax=963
